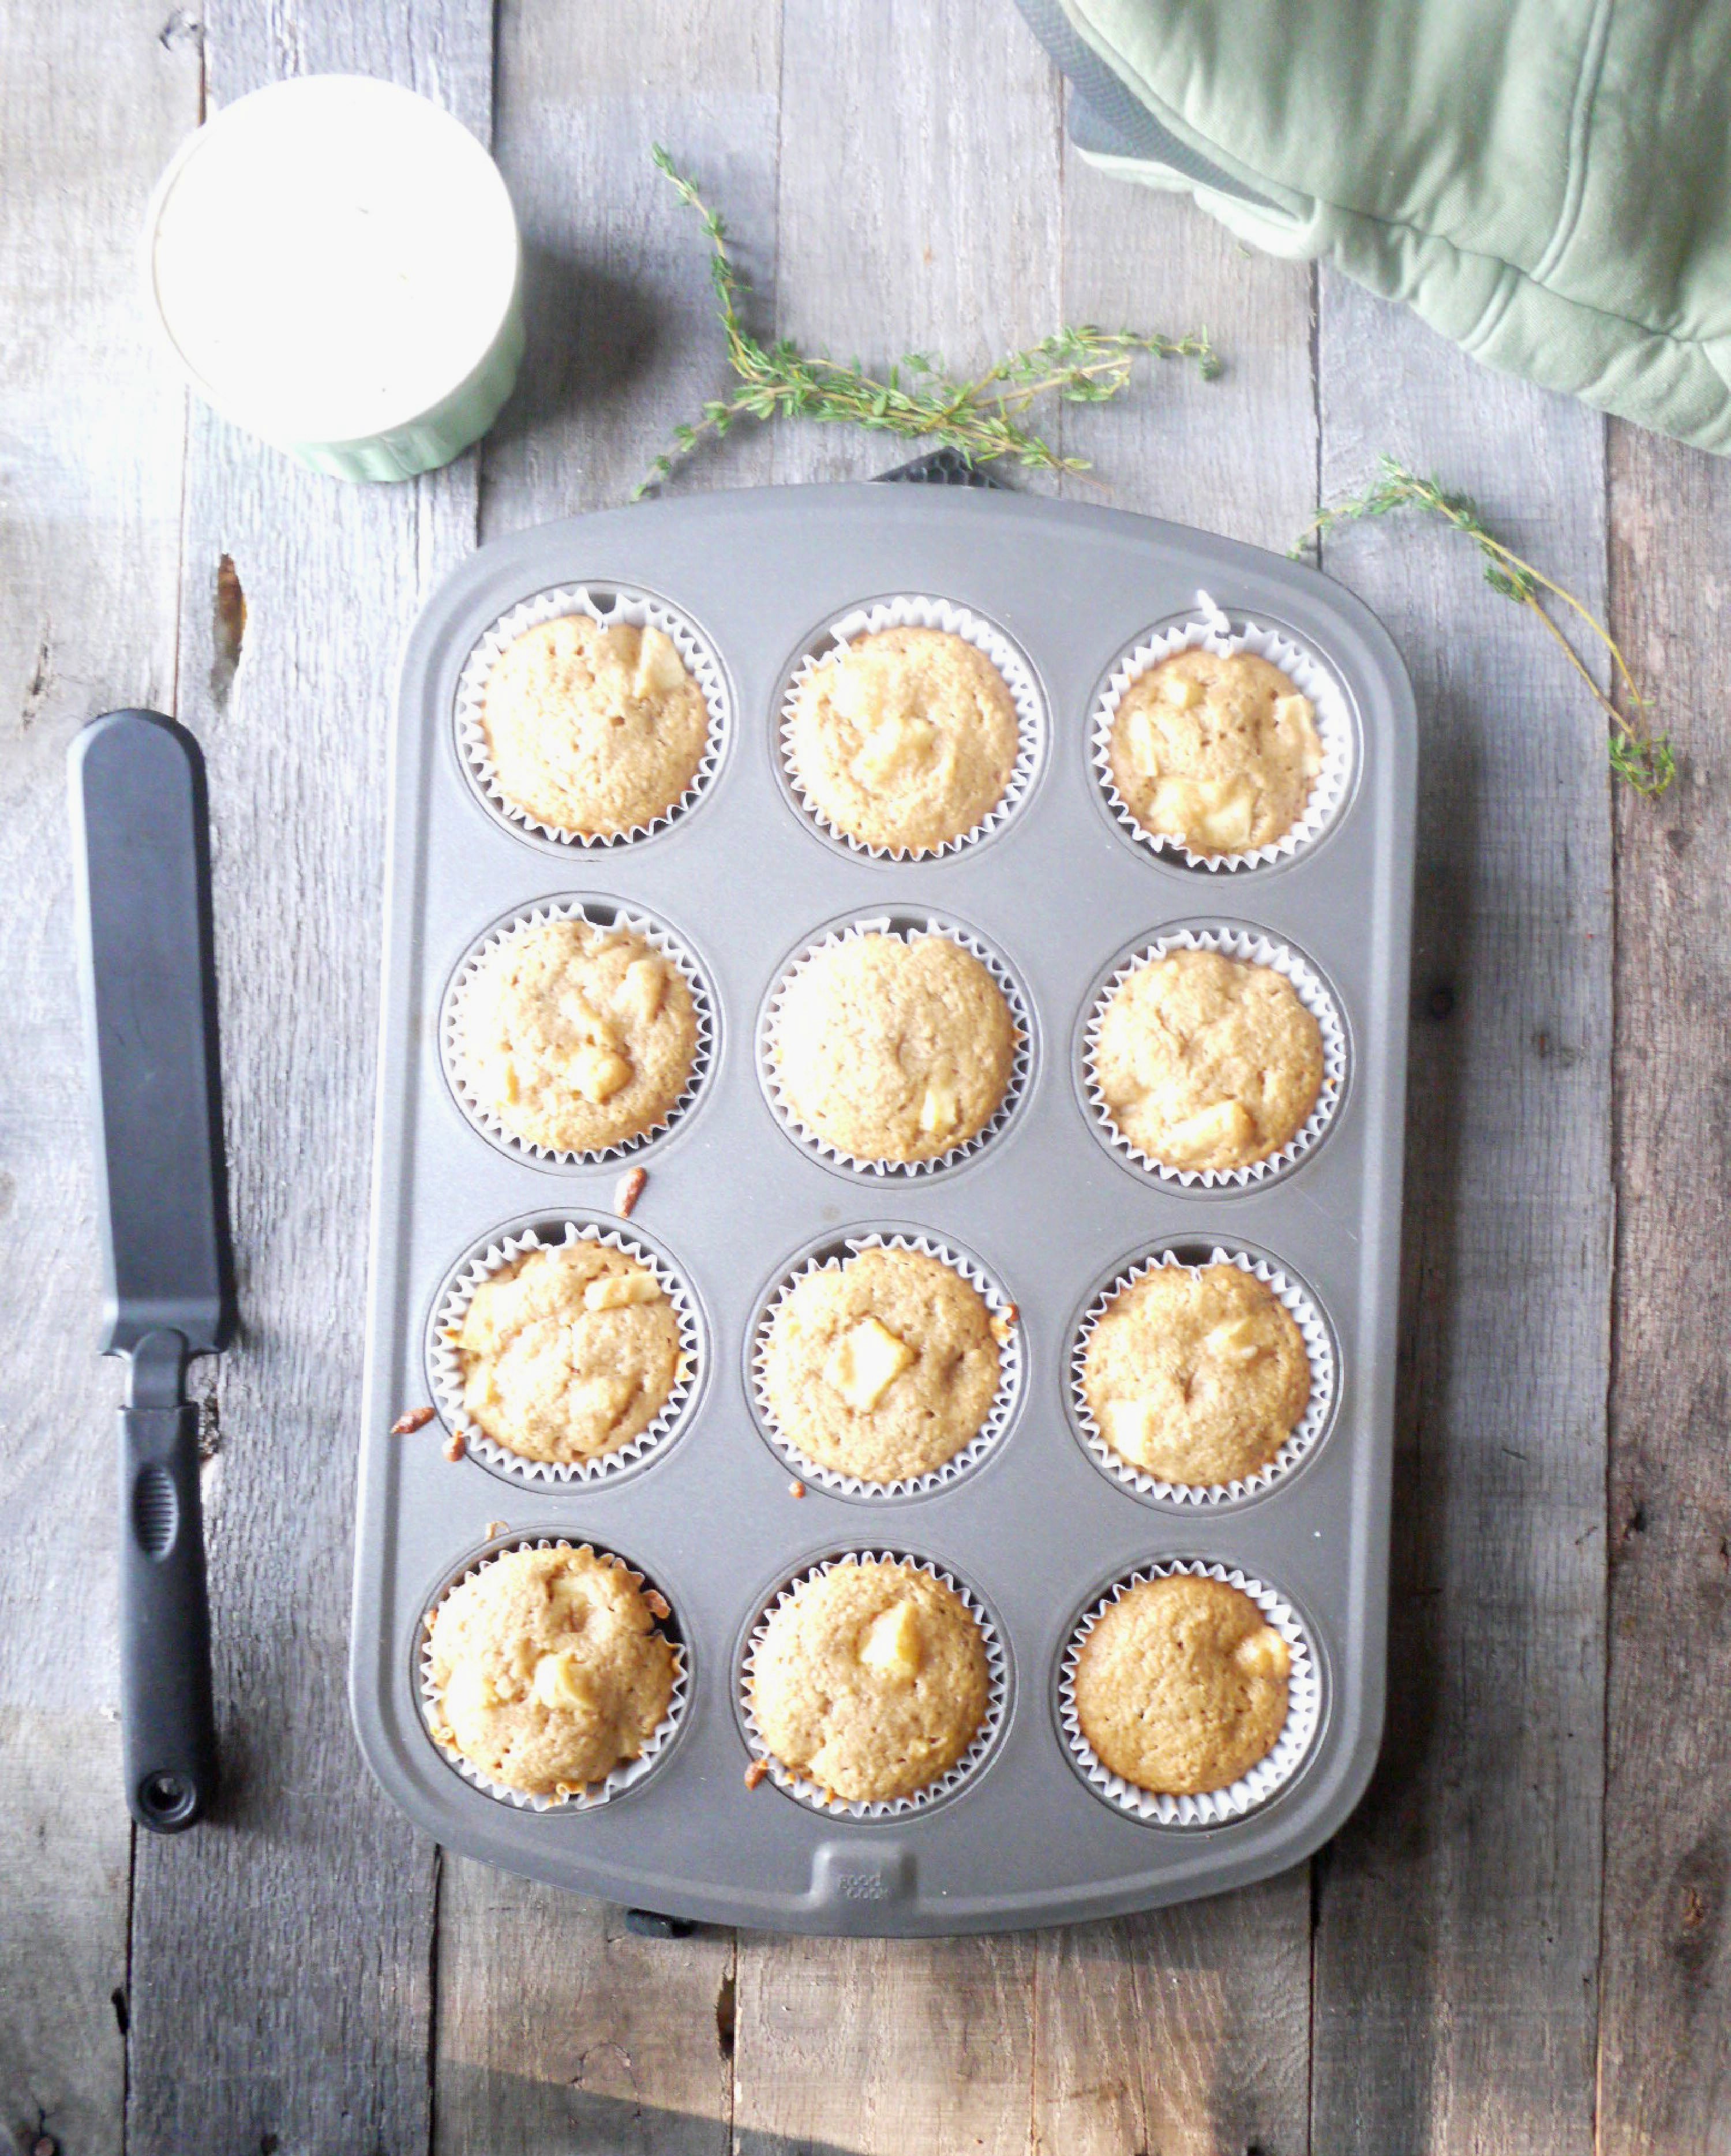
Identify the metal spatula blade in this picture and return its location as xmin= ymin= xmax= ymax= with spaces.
xmin=69 ymin=708 xmax=235 ymax=1832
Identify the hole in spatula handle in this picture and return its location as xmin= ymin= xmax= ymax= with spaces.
xmin=138 ymin=1769 xmax=199 ymax=1827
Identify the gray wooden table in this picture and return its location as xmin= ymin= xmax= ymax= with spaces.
xmin=3 ymin=3 xmax=1726 ymax=2151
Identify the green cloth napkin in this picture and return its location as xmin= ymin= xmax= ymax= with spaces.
xmin=1024 ymin=0 xmax=1731 ymax=453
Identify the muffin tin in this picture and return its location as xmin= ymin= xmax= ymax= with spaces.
xmin=351 ymin=481 xmax=1415 ymax=1934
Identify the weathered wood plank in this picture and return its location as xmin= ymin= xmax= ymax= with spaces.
xmin=120 ymin=7 xmax=490 ymax=2153
xmin=1033 ymin=1878 xmax=1312 ymax=2156
xmin=729 ymin=8 xmax=1058 ymax=2147
xmin=766 ymin=0 xmax=1065 ymax=487
xmin=482 ymin=0 xmax=782 ymax=524
xmin=435 ymin=1885 xmax=734 ymax=2156
xmin=1044 ymin=149 xmax=1320 ymax=2156
xmin=431 ymin=4 xmax=780 ymax=2148
xmin=1598 ymin=425 xmax=1731 ymax=2149
xmin=1032 ymin=134 xmax=1321 ymax=2156
xmin=1307 ymin=278 xmax=1610 ymax=2154
xmin=0 ymin=1713 xmax=133 ymax=2156
xmin=733 ymin=1929 xmax=1039 ymax=2156
xmin=0 ymin=4 xmax=198 ymax=2151
xmin=1058 ymin=144 xmax=1320 ymax=545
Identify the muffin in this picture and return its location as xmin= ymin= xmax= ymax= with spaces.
xmin=1107 ymin=647 xmax=1321 ymax=856
xmin=454 ymin=1239 xmax=683 ymax=1465
xmin=480 ymin=613 xmax=709 ymax=837
xmin=1073 ymin=1574 xmax=1291 ymax=1796
xmin=788 ymin=626 xmax=1019 ymax=853
xmin=750 ymin=1558 xmax=990 ymax=1802
xmin=760 ymin=1246 xmax=1004 ymax=1483
xmin=1089 ymin=946 xmax=1322 ymax=1171
xmin=1080 ymin=1262 xmax=1310 ymax=1486
xmin=426 ymin=1544 xmax=677 ymax=1797
xmin=454 ymin=915 xmax=699 ymax=1155
xmin=770 ymin=931 xmax=1017 ymax=1164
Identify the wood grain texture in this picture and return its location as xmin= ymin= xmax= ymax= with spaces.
xmin=484 ymin=0 xmax=782 ymax=526
xmin=1032 ymin=1879 xmax=1312 ymax=2156
xmin=434 ymin=1879 xmax=733 ymax=2155
xmin=429 ymin=3 xmax=780 ymax=2146
xmin=119 ymin=6 xmax=489 ymax=2154
xmin=1307 ymin=276 xmax=1610 ymax=2156
xmin=766 ymin=0 xmax=1063 ymax=489
xmin=1031 ymin=119 xmax=1321 ymax=2156
xmin=1058 ymin=140 xmax=1318 ymax=545
xmin=734 ymin=1929 xmax=1039 ymax=2156
xmin=729 ymin=8 xmax=1057 ymax=2147
xmin=0 ymin=3 xmax=198 ymax=2150
xmin=0 ymin=1713 xmax=132 ymax=2156
xmin=1599 ymin=425 xmax=1731 ymax=2152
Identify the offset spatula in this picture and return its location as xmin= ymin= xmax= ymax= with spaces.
xmin=70 ymin=710 xmax=235 ymax=1832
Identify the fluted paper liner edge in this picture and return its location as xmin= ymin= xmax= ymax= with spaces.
xmin=418 ymin=1537 xmax=689 ymax=1812
xmin=780 ymin=594 xmax=1043 ymax=859
xmin=1059 ymin=1558 xmax=1321 ymax=1825
xmin=455 ymin=582 xmax=730 ymax=846
xmin=426 ymin=1221 xmax=699 ymax=1486
xmin=1091 ymin=588 xmax=1354 ymax=871
xmin=751 ymin=1232 xmax=1022 ymax=1498
xmin=740 ymin=1553 xmax=1007 ymax=1819
xmin=440 ymin=897 xmax=715 ymax=1167
xmin=1069 ymin=1246 xmax=1336 ymax=1505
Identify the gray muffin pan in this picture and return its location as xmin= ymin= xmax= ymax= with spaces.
xmin=351 ymin=482 xmax=1415 ymax=1935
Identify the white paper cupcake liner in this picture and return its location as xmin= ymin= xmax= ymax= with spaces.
xmin=778 ymin=594 xmax=1044 ymax=860
xmin=739 ymin=1552 xmax=1009 ymax=1819
xmin=759 ymin=913 xmax=1033 ymax=1178
xmin=1092 ymin=590 xmax=1355 ymax=871
xmin=454 ymin=582 xmax=730 ymax=846
xmin=750 ymin=1232 xmax=1022 ymax=1499
xmin=425 ymin=1220 xmax=700 ymax=1486
xmin=1069 ymin=1246 xmax=1336 ymax=1505
xmin=440 ymin=897 xmax=716 ymax=1167
xmin=418 ymin=1536 xmax=689 ymax=1812
xmin=1081 ymin=924 xmax=1347 ymax=1188
xmin=1059 ymin=1558 xmax=1322 ymax=1826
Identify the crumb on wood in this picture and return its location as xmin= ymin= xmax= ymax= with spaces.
xmin=442 ymin=1431 xmax=466 ymax=1463
xmin=744 ymin=1758 xmax=770 ymax=1789
xmin=644 ymin=1588 xmax=672 ymax=1621
xmin=789 ymin=1479 xmax=805 ymax=1498
xmin=615 ymin=1165 xmax=647 ymax=1217
xmin=391 ymin=1405 xmax=435 ymax=1434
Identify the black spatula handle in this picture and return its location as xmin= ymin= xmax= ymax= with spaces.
xmin=120 ymin=1373 xmax=216 ymax=1829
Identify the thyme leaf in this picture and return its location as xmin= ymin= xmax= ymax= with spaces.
xmin=1296 ymin=456 xmax=1673 ymax=797
xmin=638 ymin=146 xmax=1220 ymax=497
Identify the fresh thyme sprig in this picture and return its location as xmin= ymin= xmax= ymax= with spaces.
xmin=637 ymin=145 xmax=1220 ymax=497
xmin=1296 ymin=456 xmax=1673 ymax=797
